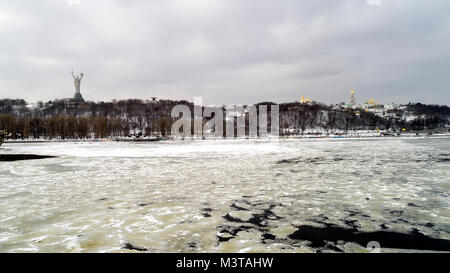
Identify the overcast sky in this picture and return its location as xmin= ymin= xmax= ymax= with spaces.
xmin=0 ymin=0 xmax=449 ymax=105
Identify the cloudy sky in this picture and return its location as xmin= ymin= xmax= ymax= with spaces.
xmin=0 ymin=0 xmax=449 ymax=105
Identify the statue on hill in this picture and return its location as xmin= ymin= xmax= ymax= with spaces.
xmin=71 ymin=69 xmax=85 ymax=102
xmin=72 ymin=70 xmax=84 ymax=94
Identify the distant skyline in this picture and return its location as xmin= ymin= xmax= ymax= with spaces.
xmin=0 ymin=0 xmax=449 ymax=105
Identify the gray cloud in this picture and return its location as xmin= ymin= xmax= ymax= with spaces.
xmin=0 ymin=0 xmax=449 ymax=105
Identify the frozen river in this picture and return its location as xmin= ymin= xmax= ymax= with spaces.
xmin=0 ymin=138 xmax=449 ymax=252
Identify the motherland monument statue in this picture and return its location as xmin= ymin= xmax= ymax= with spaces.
xmin=72 ymin=69 xmax=85 ymax=102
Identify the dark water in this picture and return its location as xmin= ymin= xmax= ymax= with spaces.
xmin=0 ymin=154 xmax=56 ymax=162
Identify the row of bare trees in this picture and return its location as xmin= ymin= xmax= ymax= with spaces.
xmin=0 ymin=114 xmax=174 ymax=139
xmin=1 ymin=98 xmax=448 ymax=139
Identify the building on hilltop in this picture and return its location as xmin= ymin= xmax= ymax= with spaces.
xmin=349 ymin=89 xmax=356 ymax=106
xmin=300 ymin=95 xmax=312 ymax=104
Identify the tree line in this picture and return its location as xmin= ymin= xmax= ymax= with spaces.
xmin=0 ymin=98 xmax=448 ymax=139
xmin=0 ymin=114 xmax=174 ymax=139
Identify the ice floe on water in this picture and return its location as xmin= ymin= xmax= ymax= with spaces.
xmin=0 ymin=140 xmax=291 ymax=158
xmin=0 ymin=138 xmax=449 ymax=252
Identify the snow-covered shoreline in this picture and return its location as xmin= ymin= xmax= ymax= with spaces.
xmin=3 ymin=133 xmax=450 ymax=144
